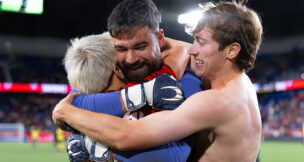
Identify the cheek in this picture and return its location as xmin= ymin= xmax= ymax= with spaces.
xmin=115 ymin=54 xmax=124 ymax=64
xmin=140 ymin=48 xmax=155 ymax=60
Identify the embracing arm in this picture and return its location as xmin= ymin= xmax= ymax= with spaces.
xmin=53 ymin=90 xmax=228 ymax=150
xmin=68 ymin=38 xmax=193 ymax=116
xmin=69 ymin=69 xmax=201 ymax=116
xmin=72 ymin=90 xmax=126 ymax=116
xmin=162 ymin=38 xmax=191 ymax=80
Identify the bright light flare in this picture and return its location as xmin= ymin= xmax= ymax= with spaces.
xmin=178 ymin=10 xmax=202 ymax=27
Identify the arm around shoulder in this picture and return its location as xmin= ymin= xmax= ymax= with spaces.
xmin=161 ymin=38 xmax=191 ymax=80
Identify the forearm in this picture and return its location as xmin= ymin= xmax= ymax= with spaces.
xmin=72 ymin=90 xmax=126 ymax=116
xmin=54 ymin=71 xmax=203 ymax=150
xmin=162 ymin=37 xmax=191 ymax=52
xmin=56 ymin=105 xmax=125 ymax=148
xmin=55 ymin=102 xmax=173 ymax=150
xmin=53 ymin=92 xmax=202 ymax=151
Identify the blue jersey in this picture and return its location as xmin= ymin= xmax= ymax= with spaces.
xmin=72 ymin=70 xmax=202 ymax=162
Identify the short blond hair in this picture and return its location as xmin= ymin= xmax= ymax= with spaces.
xmin=64 ymin=32 xmax=116 ymax=94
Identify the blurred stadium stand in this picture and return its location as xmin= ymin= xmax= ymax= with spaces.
xmin=248 ymin=48 xmax=304 ymax=84
xmin=8 ymin=55 xmax=67 ymax=83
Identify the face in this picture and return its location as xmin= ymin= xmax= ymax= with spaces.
xmin=188 ymin=28 xmax=226 ymax=80
xmin=112 ymin=27 xmax=163 ymax=82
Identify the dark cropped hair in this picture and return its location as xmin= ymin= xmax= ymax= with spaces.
xmin=107 ymin=0 xmax=161 ymax=38
xmin=193 ymin=1 xmax=263 ymax=72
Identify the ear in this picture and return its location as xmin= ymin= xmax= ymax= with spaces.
xmin=226 ymin=42 xmax=241 ymax=59
xmin=157 ymin=29 xmax=165 ymax=48
xmin=113 ymin=65 xmax=125 ymax=81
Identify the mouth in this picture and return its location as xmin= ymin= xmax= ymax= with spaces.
xmin=126 ymin=64 xmax=147 ymax=74
xmin=124 ymin=61 xmax=145 ymax=70
xmin=129 ymin=64 xmax=145 ymax=71
xmin=195 ymin=59 xmax=203 ymax=65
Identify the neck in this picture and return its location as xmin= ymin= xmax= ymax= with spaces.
xmin=210 ymin=64 xmax=242 ymax=90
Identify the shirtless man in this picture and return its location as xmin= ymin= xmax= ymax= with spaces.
xmin=53 ymin=1 xmax=263 ymax=161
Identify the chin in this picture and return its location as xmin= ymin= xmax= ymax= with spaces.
xmin=195 ymin=71 xmax=204 ymax=78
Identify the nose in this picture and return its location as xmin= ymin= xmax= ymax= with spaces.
xmin=188 ymin=44 xmax=198 ymax=56
xmin=125 ymin=50 xmax=139 ymax=65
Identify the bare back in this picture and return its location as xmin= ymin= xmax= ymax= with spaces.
xmin=199 ymin=73 xmax=261 ymax=162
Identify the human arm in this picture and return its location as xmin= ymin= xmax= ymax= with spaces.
xmin=65 ymin=71 xmax=202 ymax=161
xmin=66 ymin=37 xmax=192 ymax=115
xmin=69 ymin=68 xmax=201 ymax=114
xmin=72 ymin=90 xmax=126 ymax=115
xmin=162 ymin=37 xmax=191 ymax=80
xmin=57 ymin=70 xmax=201 ymax=131
xmin=114 ymin=71 xmax=202 ymax=161
xmin=53 ymin=90 xmax=228 ymax=150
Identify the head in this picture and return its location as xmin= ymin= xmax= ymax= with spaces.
xmin=107 ymin=0 xmax=163 ymax=82
xmin=64 ymin=32 xmax=116 ymax=94
xmin=189 ymin=1 xmax=263 ymax=78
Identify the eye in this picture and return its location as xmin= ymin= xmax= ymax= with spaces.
xmin=115 ymin=47 xmax=127 ymax=52
xmin=135 ymin=45 xmax=146 ymax=51
xmin=198 ymin=41 xmax=205 ymax=46
xmin=196 ymin=39 xmax=205 ymax=46
xmin=194 ymin=36 xmax=205 ymax=46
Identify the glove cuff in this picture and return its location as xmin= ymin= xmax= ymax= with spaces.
xmin=121 ymin=84 xmax=146 ymax=111
xmin=143 ymin=77 xmax=156 ymax=106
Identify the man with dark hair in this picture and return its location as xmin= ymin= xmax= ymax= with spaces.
xmin=53 ymin=1 xmax=263 ymax=161
xmin=107 ymin=0 xmax=161 ymax=40
xmin=107 ymin=0 xmax=163 ymax=83
xmin=55 ymin=0 xmax=203 ymax=161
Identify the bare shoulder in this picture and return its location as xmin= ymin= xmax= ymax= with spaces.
xmin=176 ymin=90 xmax=235 ymax=129
xmin=186 ymin=90 xmax=231 ymax=111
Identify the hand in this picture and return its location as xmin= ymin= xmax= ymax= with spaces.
xmin=67 ymin=131 xmax=89 ymax=162
xmin=55 ymin=119 xmax=67 ymax=130
xmin=145 ymin=74 xmax=185 ymax=110
xmin=121 ymin=74 xmax=185 ymax=111
xmin=52 ymin=92 xmax=80 ymax=128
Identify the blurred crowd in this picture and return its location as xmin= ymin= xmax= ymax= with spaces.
xmin=0 ymin=93 xmax=64 ymax=131
xmin=248 ymin=48 xmax=304 ymax=84
xmin=0 ymin=54 xmax=67 ymax=83
xmin=0 ymin=47 xmax=304 ymax=137
xmin=259 ymin=90 xmax=304 ymax=137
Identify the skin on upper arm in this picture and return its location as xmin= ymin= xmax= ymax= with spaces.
xmin=53 ymin=89 xmax=230 ymax=150
xmin=119 ymin=90 xmax=230 ymax=149
xmin=161 ymin=38 xmax=191 ymax=80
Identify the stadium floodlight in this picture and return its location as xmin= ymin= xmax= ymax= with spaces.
xmin=177 ymin=4 xmax=206 ymax=34
xmin=177 ymin=10 xmax=202 ymax=27
xmin=0 ymin=0 xmax=43 ymax=15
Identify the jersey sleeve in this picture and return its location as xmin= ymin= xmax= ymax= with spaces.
xmin=70 ymin=70 xmax=201 ymax=117
xmin=71 ymin=90 xmax=124 ymax=117
xmin=179 ymin=69 xmax=202 ymax=98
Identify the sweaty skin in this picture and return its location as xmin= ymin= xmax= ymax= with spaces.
xmin=53 ymin=28 xmax=261 ymax=162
